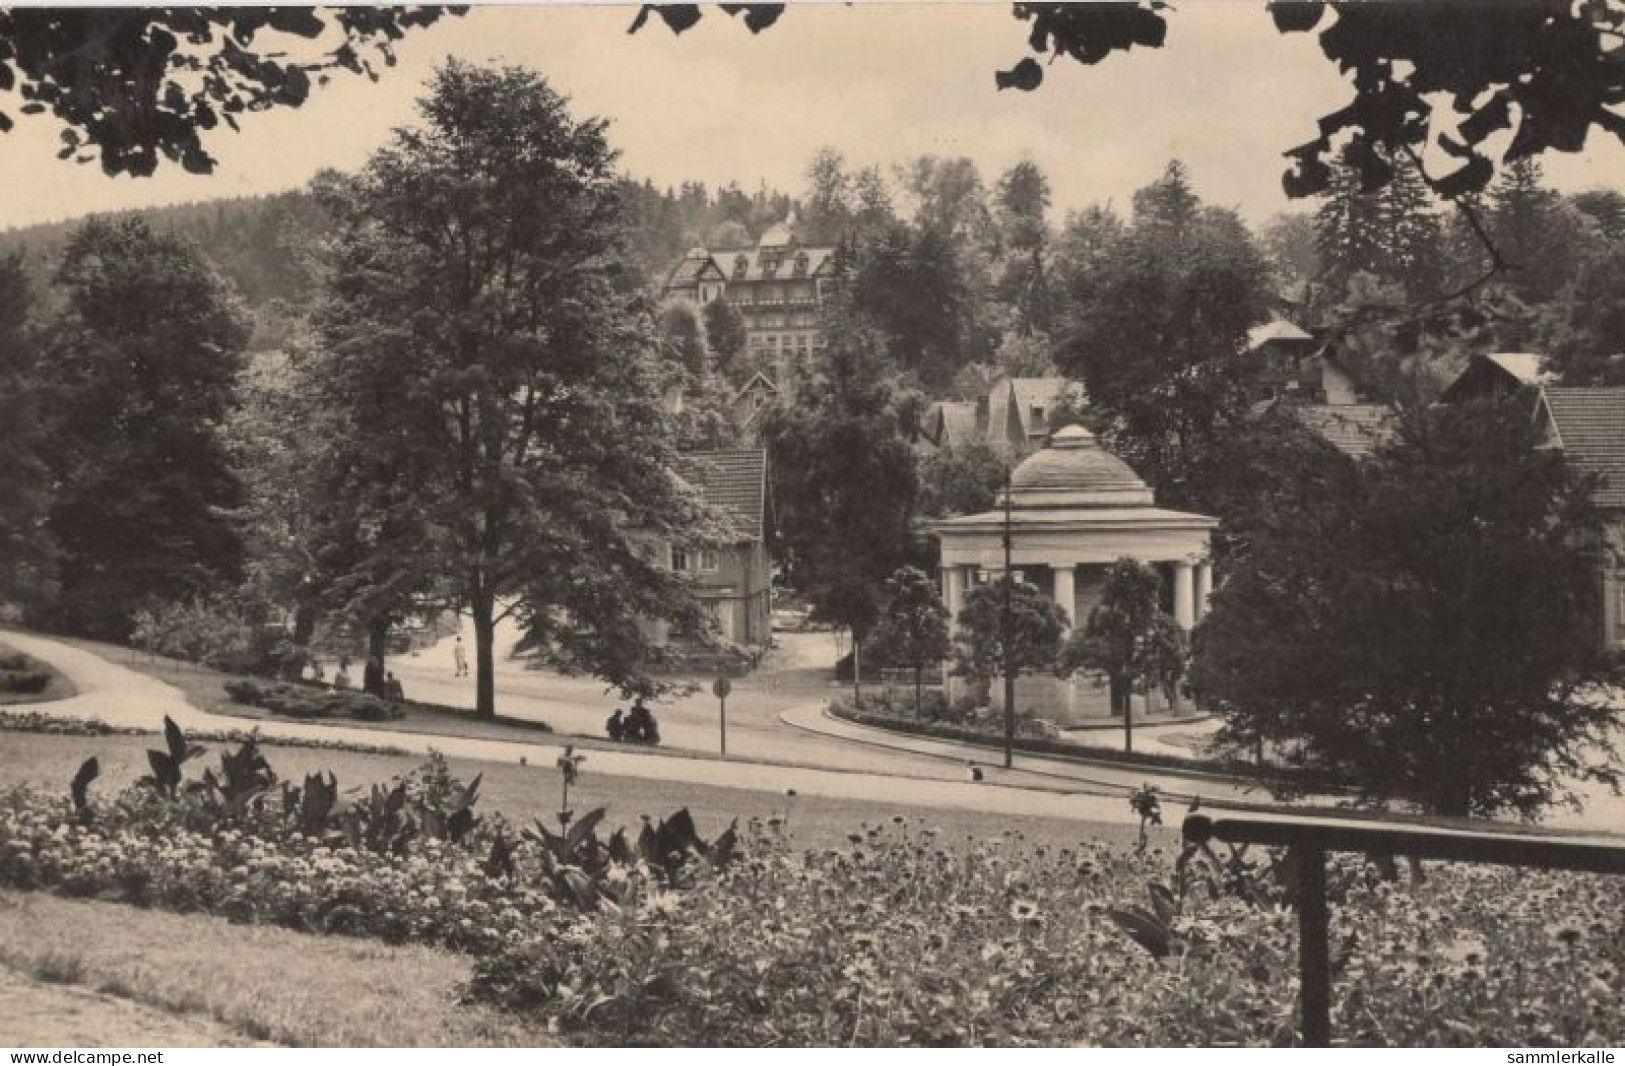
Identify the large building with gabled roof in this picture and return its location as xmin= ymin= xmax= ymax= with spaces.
xmin=664 ymin=214 xmax=837 ymax=383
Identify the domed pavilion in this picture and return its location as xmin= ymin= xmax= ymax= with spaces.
xmin=931 ymin=424 xmax=1217 ymax=723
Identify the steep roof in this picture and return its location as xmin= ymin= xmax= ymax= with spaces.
xmin=1246 ymin=315 xmax=1314 ymax=351
xmin=938 ymin=401 xmax=980 ymax=450
xmin=679 ymin=449 xmax=769 ymax=541
xmin=1540 ymin=387 xmax=1625 ymax=510
xmin=1487 ymin=352 xmax=1554 ymax=385
xmin=1006 ymin=377 xmax=1075 ymax=437
xmin=666 ymin=252 xmax=725 ymax=288
xmin=1290 ymin=404 xmax=1396 ymax=459
xmin=714 ymin=245 xmax=836 ymax=284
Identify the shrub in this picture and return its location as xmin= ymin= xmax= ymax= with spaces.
xmin=0 ymin=670 xmax=51 ymax=694
xmin=0 ymin=652 xmax=31 ymax=671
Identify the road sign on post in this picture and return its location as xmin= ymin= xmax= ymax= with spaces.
xmin=712 ymin=676 xmax=732 ymax=756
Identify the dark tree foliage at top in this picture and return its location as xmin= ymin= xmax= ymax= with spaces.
xmin=0 ymin=8 xmax=460 ymax=176
xmin=637 ymin=1 xmax=1625 ymax=200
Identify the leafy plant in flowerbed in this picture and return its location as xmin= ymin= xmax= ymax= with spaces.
xmin=224 ymin=678 xmax=404 ymax=722
xmin=0 ymin=717 xmax=739 ymax=954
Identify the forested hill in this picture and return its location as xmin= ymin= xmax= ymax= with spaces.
xmin=0 ymin=176 xmax=799 ymax=348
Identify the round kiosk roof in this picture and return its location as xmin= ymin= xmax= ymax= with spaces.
xmin=1004 ymin=424 xmax=1155 ymax=507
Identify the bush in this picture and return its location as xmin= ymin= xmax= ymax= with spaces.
xmin=0 ymin=652 xmax=30 ymax=671
xmin=224 ymin=677 xmax=402 ymax=722
xmin=0 ymin=670 xmax=51 ymax=694
xmin=828 ymin=703 xmax=1335 ymax=784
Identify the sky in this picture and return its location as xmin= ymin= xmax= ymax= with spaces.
xmin=4 ymin=2 xmax=1625 ymax=232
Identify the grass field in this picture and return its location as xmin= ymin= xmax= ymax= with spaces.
xmin=0 ymin=729 xmax=1151 ymax=852
xmin=0 ymin=891 xmax=557 ymax=1047
xmin=0 ymin=641 xmax=77 ymax=707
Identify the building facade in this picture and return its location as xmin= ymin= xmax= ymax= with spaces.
xmin=656 ymin=449 xmax=773 ymax=652
xmin=664 ymin=217 xmax=837 ymax=384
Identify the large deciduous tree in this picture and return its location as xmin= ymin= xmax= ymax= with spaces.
xmin=0 ymin=254 xmax=55 ymax=612
xmin=311 ymin=61 xmax=716 ymax=717
xmin=36 ymin=217 xmax=248 ymax=640
xmin=762 ymin=300 xmax=920 ymax=678
xmin=1052 ymin=162 xmax=1272 ymax=511
xmin=1190 ymin=397 xmax=1623 ymax=818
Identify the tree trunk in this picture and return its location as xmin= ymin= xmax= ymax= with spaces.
xmin=363 ymin=616 xmax=389 ymax=696
xmin=851 ymin=634 xmax=862 ymax=709
xmin=288 ymin=600 xmax=316 ymax=681
xmin=472 ymin=593 xmax=496 ymax=718
xmin=914 ymin=662 xmax=923 ymax=718
xmin=1113 ymin=674 xmax=1134 ymax=753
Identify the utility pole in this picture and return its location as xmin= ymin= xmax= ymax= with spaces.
xmin=1002 ymin=460 xmax=1015 ymax=770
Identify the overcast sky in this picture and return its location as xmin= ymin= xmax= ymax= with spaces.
xmin=4 ymin=2 xmax=1625 ymax=232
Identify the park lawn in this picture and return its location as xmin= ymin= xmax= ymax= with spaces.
xmin=0 ymin=641 xmax=77 ymax=706
xmin=0 ymin=729 xmax=1150 ymax=853
xmin=0 ymin=891 xmax=557 ymax=1047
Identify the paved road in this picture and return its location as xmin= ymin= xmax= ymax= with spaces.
xmin=9 ymin=626 xmax=1624 ymax=834
xmin=0 ymin=629 xmax=1181 ymax=826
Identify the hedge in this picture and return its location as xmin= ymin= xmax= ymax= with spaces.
xmin=828 ymin=704 xmax=1352 ymax=792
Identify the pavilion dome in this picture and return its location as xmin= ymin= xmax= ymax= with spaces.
xmin=1003 ymin=424 xmax=1156 ymax=508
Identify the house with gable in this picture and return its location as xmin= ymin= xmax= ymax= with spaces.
xmin=1534 ymin=386 xmax=1625 ymax=653
xmin=657 ymin=448 xmax=773 ymax=652
xmin=915 ymin=375 xmax=1082 ymax=458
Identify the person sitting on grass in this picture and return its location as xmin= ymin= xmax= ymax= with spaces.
xmin=605 ymin=707 xmax=626 ymax=742
xmin=625 ymin=699 xmax=660 ymax=745
xmin=384 ymin=672 xmax=405 ymax=702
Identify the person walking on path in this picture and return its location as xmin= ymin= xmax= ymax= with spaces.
xmin=453 ymin=636 xmax=468 ymax=678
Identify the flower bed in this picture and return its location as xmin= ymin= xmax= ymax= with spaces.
xmin=224 ymin=678 xmax=405 ymax=722
xmin=0 ymin=720 xmax=735 ymax=959
xmin=0 ymin=709 xmax=410 ymax=756
xmin=1 ymin=720 xmax=1620 ymax=1046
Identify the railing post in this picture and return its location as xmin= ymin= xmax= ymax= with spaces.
xmin=1296 ymin=845 xmax=1331 ymax=1046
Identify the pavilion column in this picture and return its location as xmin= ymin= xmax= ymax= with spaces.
xmin=941 ymin=566 xmax=965 ymax=622
xmin=1195 ymin=561 xmax=1213 ymax=623
xmin=1173 ymin=561 xmax=1196 ymax=630
xmin=1051 ymin=564 xmax=1077 ymax=628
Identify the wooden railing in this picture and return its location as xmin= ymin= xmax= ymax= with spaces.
xmin=1182 ymin=811 xmax=1625 ymax=1047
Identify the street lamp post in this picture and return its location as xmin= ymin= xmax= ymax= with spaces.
xmin=1002 ymin=460 xmax=1015 ymax=770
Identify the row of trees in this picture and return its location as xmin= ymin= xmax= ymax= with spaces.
xmin=867 ymin=561 xmax=1186 ymax=758
xmin=0 ymin=63 xmax=756 ymax=719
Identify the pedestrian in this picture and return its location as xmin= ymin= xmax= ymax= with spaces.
xmin=453 ymin=635 xmax=467 ymax=678
xmin=384 ymin=671 xmax=405 ymax=702
xmin=334 ymin=657 xmax=352 ymax=690
xmin=605 ymin=708 xmax=625 ymax=742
